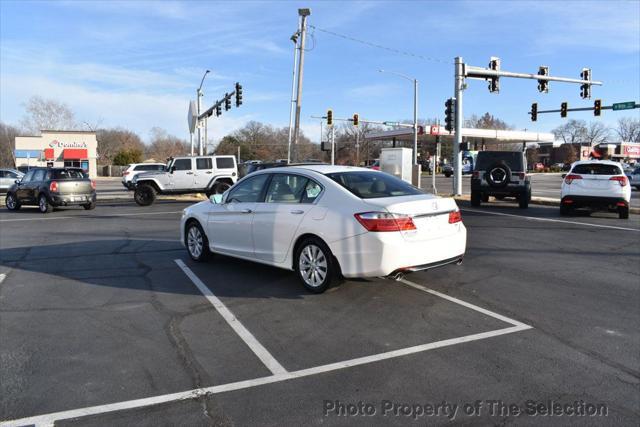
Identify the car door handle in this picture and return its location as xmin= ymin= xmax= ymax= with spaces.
xmin=206 ymin=171 xmax=212 ymax=174
xmin=186 ymin=172 xmax=194 ymax=175
xmin=290 ymin=210 xmax=304 ymax=215
xmin=241 ymin=209 xmax=252 ymax=213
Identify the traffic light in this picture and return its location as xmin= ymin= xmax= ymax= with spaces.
xmin=560 ymin=102 xmax=568 ymax=118
xmin=537 ymin=66 xmax=549 ymax=93
xmin=353 ymin=113 xmax=359 ymax=126
xmin=444 ymin=98 xmax=455 ymax=132
xmin=235 ymin=82 xmax=243 ymax=107
xmin=215 ymin=104 xmax=222 ymax=117
xmin=580 ymin=68 xmax=591 ymax=99
xmin=326 ymin=109 xmax=333 ymax=126
xmin=488 ymin=57 xmax=500 ymax=93
xmin=224 ymin=93 xmax=231 ymax=111
xmin=594 ymin=99 xmax=602 ymax=116
xmin=531 ymin=103 xmax=538 ymax=122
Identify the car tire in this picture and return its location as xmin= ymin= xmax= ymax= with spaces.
xmin=5 ymin=193 xmax=20 ymax=211
xmin=295 ymin=237 xmax=340 ymax=294
xmin=185 ymin=221 xmax=212 ymax=261
xmin=485 ymin=162 xmax=511 ymax=189
xmin=38 ymin=194 xmax=52 ymax=214
xmin=481 ymin=194 xmax=489 ymax=203
xmin=134 ymin=184 xmax=156 ymax=206
xmin=518 ymin=191 xmax=530 ymax=209
xmin=560 ymin=204 xmax=572 ymax=216
xmin=618 ymin=206 xmax=629 ymax=220
xmin=444 ymin=172 xmax=452 ymax=178
xmin=83 ymin=201 xmax=96 ymax=210
xmin=470 ymin=190 xmax=481 ymax=207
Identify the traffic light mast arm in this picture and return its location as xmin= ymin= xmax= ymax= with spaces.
xmin=465 ymin=66 xmax=603 ymax=86
xmin=310 ymin=115 xmax=412 ymax=127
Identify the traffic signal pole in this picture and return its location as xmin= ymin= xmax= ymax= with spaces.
xmin=449 ymin=56 xmax=603 ymax=196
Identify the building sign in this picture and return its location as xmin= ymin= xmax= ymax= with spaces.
xmin=49 ymin=139 xmax=88 ymax=149
xmin=622 ymin=144 xmax=640 ymax=158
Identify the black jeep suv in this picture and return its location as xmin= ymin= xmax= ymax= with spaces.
xmin=470 ymin=151 xmax=531 ymax=208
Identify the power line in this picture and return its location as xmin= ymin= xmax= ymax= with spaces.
xmin=309 ymin=25 xmax=451 ymax=65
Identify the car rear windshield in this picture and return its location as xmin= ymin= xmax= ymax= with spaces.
xmin=326 ymin=171 xmax=422 ymax=199
xmin=475 ymin=152 xmax=524 ymax=171
xmin=572 ymin=163 xmax=622 ymax=175
xmin=50 ymin=169 xmax=88 ymax=179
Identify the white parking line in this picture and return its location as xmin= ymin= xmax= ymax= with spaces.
xmin=0 ymin=272 xmax=532 ymax=427
xmin=461 ymin=208 xmax=640 ymax=232
xmin=174 ymin=259 xmax=287 ymax=376
xmin=0 ymin=211 xmax=182 ymax=223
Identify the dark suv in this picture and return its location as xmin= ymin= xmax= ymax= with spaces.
xmin=5 ymin=167 xmax=96 ymax=213
xmin=470 ymin=151 xmax=531 ymax=208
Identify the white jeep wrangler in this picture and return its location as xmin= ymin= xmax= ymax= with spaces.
xmin=133 ymin=156 xmax=237 ymax=206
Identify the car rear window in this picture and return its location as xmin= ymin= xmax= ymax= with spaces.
xmin=326 ymin=171 xmax=422 ymax=199
xmin=475 ymin=152 xmax=524 ymax=171
xmin=50 ymin=169 xmax=88 ymax=179
xmin=572 ymin=164 xmax=622 ymax=175
xmin=216 ymin=158 xmax=235 ymax=169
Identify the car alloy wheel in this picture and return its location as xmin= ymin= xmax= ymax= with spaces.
xmin=39 ymin=195 xmax=51 ymax=213
xmin=187 ymin=225 xmax=204 ymax=259
xmin=298 ymin=244 xmax=328 ymax=289
xmin=6 ymin=194 xmax=16 ymax=210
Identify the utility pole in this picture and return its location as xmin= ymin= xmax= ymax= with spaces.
xmin=331 ymin=126 xmax=335 ymax=165
xmin=413 ymin=78 xmax=418 ymax=165
xmin=453 ymin=57 xmax=464 ymax=196
xmin=287 ymin=29 xmax=300 ymax=164
xmin=196 ymin=70 xmax=210 ymax=156
xmin=291 ymin=8 xmax=311 ymax=163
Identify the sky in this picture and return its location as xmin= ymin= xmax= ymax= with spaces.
xmin=1 ymin=0 xmax=639 ymax=144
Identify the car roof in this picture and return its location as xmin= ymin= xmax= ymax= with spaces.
xmin=276 ymin=164 xmax=373 ymax=174
xmin=571 ymin=160 xmax=622 ymax=166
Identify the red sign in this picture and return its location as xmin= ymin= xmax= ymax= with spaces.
xmin=63 ymin=149 xmax=88 ymax=159
xmin=430 ymin=125 xmax=438 ymax=135
xmin=622 ymin=144 xmax=640 ymax=157
xmin=44 ymin=148 xmax=54 ymax=160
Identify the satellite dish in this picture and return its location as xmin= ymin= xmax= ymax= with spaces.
xmin=188 ymin=100 xmax=197 ymax=134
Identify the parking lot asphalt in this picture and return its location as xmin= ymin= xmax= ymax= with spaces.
xmin=1 ymin=200 xmax=638 ymax=426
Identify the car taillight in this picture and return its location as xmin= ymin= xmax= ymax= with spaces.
xmin=123 ymin=171 xmax=129 ymax=176
xmin=49 ymin=181 xmax=58 ymax=192
xmin=354 ymin=212 xmax=416 ymax=232
xmin=472 ymin=171 xmax=480 ymax=179
xmin=609 ymin=176 xmax=627 ymax=187
xmin=564 ymin=174 xmax=582 ymax=184
xmin=91 ymin=180 xmax=96 ymax=190
xmin=519 ymin=172 xmax=526 ymax=180
xmin=448 ymin=210 xmax=462 ymax=224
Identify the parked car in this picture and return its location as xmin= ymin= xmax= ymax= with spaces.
xmin=5 ymin=167 xmax=96 ymax=213
xmin=122 ymin=163 xmax=166 ymax=190
xmin=241 ymin=161 xmax=289 ymax=178
xmin=133 ymin=155 xmax=238 ymax=206
xmin=625 ymin=165 xmax=640 ymax=190
xmin=471 ymin=151 xmax=531 ymax=208
xmin=181 ymin=165 xmax=466 ymax=293
xmin=0 ymin=168 xmax=24 ymax=193
xmin=561 ymin=160 xmax=631 ymax=219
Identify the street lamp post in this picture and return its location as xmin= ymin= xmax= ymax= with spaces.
xmin=378 ymin=69 xmax=419 ymax=186
xmin=197 ymin=70 xmax=210 ymax=156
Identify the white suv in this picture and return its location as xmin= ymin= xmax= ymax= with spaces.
xmin=122 ymin=163 xmax=166 ymax=190
xmin=560 ymin=160 xmax=631 ymax=219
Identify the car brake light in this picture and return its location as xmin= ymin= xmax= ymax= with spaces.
xmin=49 ymin=181 xmax=58 ymax=192
xmin=564 ymin=174 xmax=582 ymax=184
xmin=354 ymin=212 xmax=416 ymax=232
xmin=91 ymin=180 xmax=96 ymax=190
xmin=616 ymin=201 xmax=627 ymax=207
xmin=609 ymin=176 xmax=627 ymax=186
xmin=519 ymin=172 xmax=526 ymax=180
xmin=123 ymin=171 xmax=129 ymax=176
xmin=448 ymin=210 xmax=462 ymax=224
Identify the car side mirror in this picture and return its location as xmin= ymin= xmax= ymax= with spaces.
xmin=170 ymin=166 xmax=176 ymax=173
xmin=15 ymin=179 xmax=21 ymax=184
xmin=209 ymin=194 xmax=223 ymax=204
xmin=561 ymin=174 xmax=567 ymax=179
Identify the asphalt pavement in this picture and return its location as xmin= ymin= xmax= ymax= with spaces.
xmin=1 ymin=199 xmax=638 ymax=426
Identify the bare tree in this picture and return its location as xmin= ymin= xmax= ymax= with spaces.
xmin=614 ymin=117 xmax=640 ymax=142
xmin=582 ymin=121 xmax=611 ymax=145
xmin=20 ymin=96 xmax=77 ymax=134
xmin=96 ymin=128 xmax=145 ymax=165
xmin=146 ymin=127 xmax=190 ymax=161
xmin=552 ymin=119 xmax=588 ymax=144
xmin=0 ymin=122 xmax=20 ymax=168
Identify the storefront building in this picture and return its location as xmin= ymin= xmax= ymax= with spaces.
xmin=14 ymin=130 xmax=98 ymax=178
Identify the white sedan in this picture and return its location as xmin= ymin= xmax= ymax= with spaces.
xmin=181 ymin=165 xmax=467 ymax=293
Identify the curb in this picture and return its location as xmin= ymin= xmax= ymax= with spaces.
xmin=450 ymin=194 xmax=640 ymax=214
